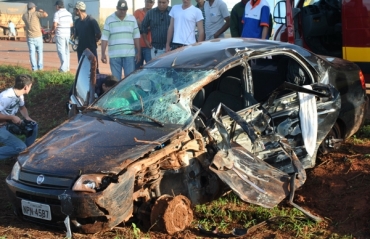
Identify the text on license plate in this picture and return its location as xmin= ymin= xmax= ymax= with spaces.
xmin=21 ymin=200 xmax=52 ymax=220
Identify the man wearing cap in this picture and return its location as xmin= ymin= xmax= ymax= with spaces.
xmin=141 ymin=0 xmax=171 ymax=59
xmin=73 ymin=1 xmax=102 ymax=64
xmin=165 ymin=0 xmax=204 ymax=52
xmin=52 ymin=0 xmax=73 ymax=72
xmin=22 ymin=2 xmax=48 ymax=71
xmin=101 ymin=0 xmax=141 ymax=80
xmin=133 ymin=0 xmax=154 ymax=69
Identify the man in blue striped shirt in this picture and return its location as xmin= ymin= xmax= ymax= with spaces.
xmin=141 ymin=0 xmax=172 ymax=59
xmin=101 ymin=0 xmax=141 ymax=80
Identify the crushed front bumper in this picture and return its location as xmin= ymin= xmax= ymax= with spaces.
xmin=5 ymin=171 xmax=134 ymax=233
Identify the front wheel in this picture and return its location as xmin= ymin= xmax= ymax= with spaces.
xmin=319 ymin=122 xmax=343 ymax=154
xmin=150 ymin=195 xmax=193 ymax=235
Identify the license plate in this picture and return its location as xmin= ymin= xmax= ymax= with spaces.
xmin=21 ymin=200 xmax=52 ymax=220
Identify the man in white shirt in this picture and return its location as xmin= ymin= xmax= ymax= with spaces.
xmin=204 ymin=0 xmax=230 ymax=40
xmin=101 ymin=0 xmax=141 ymax=80
xmin=52 ymin=0 xmax=73 ymax=72
xmin=165 ymin=0 xmax=204 ymax=52
xmin=0 ymin=74 xmax=38 ymax=160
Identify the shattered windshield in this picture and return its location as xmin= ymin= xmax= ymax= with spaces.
xmin=94 ymin=68 xmax=213 ymax=125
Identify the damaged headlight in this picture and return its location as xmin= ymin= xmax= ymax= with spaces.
xmin=11 ymin=161 xmax=20 ymax=181
xmin=72 ymin=174 xmax=114 ymax=192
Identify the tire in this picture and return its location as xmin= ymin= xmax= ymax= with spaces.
xmin=319 ymin=122 xmax=342 ymax=154
xmin=4 ymin=29 xmax=9 ymax=36
xmin=44 ymin=33 xmax=52 ymax=43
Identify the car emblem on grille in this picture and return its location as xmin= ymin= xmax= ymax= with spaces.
xmin=36 ymin=175 xmax=45 ymax=185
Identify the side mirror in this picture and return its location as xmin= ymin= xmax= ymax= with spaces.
xmin=67 ymin=103 xmax=78 ymax=118
xmin=274 ymin=1 xmax=287 ymax=24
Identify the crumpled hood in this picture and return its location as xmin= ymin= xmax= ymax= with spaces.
xmin=19 ymin=114 xmax=180 ymax=177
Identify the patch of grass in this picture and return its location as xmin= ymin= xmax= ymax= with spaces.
xmin=131 ymin=223 xmax=141 ymax=239
xmin=352 ymin=124 xmax=370 ymax=143
xmin=195 ymin=192 xmax=321 ymax=237
xmin=0 ymin=64 xmax=74 ymax=90
xmin=328 ymin=234 xmax=354 ymax=239
xmin=352 ymin=135 xmax=365 ymax=145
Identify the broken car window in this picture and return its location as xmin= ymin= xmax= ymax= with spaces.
xmin=94 ymin=68 xmax=213 ymax=125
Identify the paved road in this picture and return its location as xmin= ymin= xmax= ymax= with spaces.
xmin=0 ymin=39 xmax=111 ymax=74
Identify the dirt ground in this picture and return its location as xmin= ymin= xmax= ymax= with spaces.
xmin=0 ymin=42 xmax=370 ymax=238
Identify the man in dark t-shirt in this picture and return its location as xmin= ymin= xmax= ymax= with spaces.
xmin=73 ymin=1 xmax=101 ymax=64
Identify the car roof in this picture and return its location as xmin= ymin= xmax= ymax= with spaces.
xmin=145 ymin=38 xmax=304 ymax=70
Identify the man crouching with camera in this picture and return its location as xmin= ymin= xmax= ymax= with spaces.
xmin=0 ymin=74 xmax=38 ymax=160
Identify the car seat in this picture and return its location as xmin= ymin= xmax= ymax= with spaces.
xmin=202 ymin=76 xmax=244 ymax=118
xmin=193 ymin=88 xmax=205 ymax=109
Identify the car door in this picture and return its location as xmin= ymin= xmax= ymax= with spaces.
xmin=67 ymin=49 xmax=99 ymax=117
xmin=70 ymin=49 xmax=98 ymax=108
xmin=206 ymin=55 xmax=341 ymax=211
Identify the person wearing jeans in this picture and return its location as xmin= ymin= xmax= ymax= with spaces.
xmin=22 ymin=2 xmax=48 ymax=71
xmin=55 ymin=35 xmax=71 ymax=72
xmin=0 ymin=75 xmax=38 ymax=160
xmin=101 ymin=0 xmax=141 ymax=80
xmin=109 ymin=57 xmax=136 ymax=80
xmin=52 ymin=0 xmax=73 ymax=72
xmin=134 ymin=0 xmax=154 ymax=69
xmin=142 ymin=0 xmax=172 ymax=59
xmin=26 ymin=36 xmax=44 ymax=70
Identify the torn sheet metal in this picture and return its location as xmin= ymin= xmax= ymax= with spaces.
xmin=209 ymin=104 xmax=307 ymax=208
xmin=210 ymin=144 xmax=292 ymax=208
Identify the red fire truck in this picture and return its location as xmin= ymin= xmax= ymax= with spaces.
xmin=273 ymin=0 xmax=370 ymax=94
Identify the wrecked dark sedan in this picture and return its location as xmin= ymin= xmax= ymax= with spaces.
xmin=6 ymin=38 xmax=367 ymax=235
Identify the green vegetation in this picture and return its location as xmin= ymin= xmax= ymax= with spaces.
xmin=0 ymin=64 xmax=74 ymax=91
xmin=358 ymin=123 xmax=370 ymax=138
xmin=0 ymin=65 xmax=74 ymax=136
xmin=131 ymin=223 xmax=141 ymax=239
xmin=348 ymin=122 xmax=370 ymax=145
xmin=194 ymin=192 xmax=321 ymax=237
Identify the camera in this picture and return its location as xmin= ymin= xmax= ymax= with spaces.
xmin=6 ymin=120 xmax=36 ymax=137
